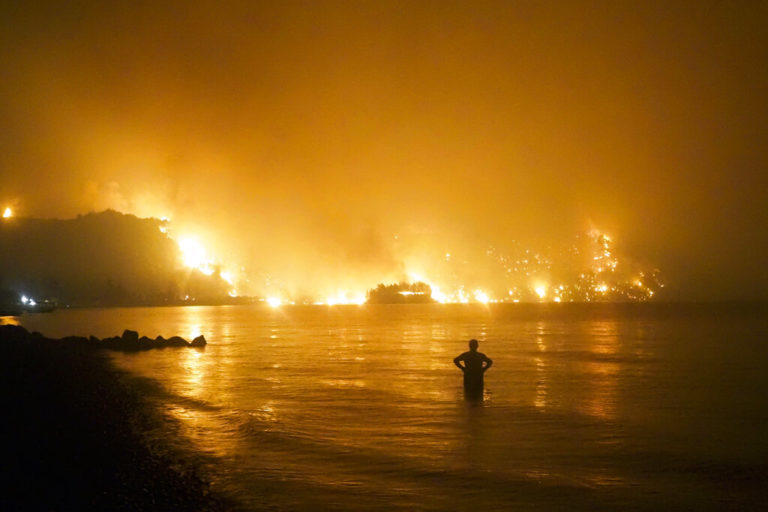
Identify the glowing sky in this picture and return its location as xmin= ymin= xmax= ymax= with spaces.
xmin=1 ymin=1 xmax=767 ymax=299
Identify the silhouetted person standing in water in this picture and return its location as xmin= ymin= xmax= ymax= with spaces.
xmin=454 ymin=339 xmax=493 ymax=400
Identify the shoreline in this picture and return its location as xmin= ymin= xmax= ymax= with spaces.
xmin=0 ymin=326 xmax=237 ymax=511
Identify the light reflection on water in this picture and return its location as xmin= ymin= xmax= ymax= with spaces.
xmin=0 ymin=315 xmax=20 ymax=326
xmin=584 ymin=319 xmax=620 ymax=420
xmin=17 ymin=303 xmax=768 ymax=510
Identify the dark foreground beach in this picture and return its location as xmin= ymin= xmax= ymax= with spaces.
xmin=0 ymin=324 xmax=235 ymax=511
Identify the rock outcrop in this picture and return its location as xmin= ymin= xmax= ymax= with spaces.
xmin=0 ymin=324 xmax=207 ymax=351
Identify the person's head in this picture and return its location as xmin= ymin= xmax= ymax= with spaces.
xmin=469 ymin=339 xmax=479 ymax=351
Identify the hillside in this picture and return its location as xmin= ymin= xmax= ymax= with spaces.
xmin=0 ymin=210 xmax=230 ymax=306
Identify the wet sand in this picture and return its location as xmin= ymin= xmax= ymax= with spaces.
xmin=0 ymin=325 xmax=236 ymax=511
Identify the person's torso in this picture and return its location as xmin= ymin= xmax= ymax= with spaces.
xmin=462 ymin=351 xmax=486 ymax=373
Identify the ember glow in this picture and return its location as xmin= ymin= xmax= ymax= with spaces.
xmin=172 ymin=220 xmax=663 ymax=305
xmin=360 ymin=229 xmax=664 ymax=304
xmin=2 ymin=207 xmax=11 ymax=218
xmin=100 ymin=206 xmax=663 ymax=306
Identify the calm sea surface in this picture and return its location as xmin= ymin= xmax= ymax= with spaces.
xmin=18 ymin=303 xmax=768 ymax=510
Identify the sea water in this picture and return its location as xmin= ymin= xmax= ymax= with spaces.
xmin=18 ymin=303 xmax=768 ymax=510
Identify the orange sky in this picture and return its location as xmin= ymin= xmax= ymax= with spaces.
xmin=1 ymin=1 xmax=767 ymax=299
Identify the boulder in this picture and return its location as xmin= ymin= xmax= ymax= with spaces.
xmin=121 ymin=329 xmax=139 ymax=343
xmin=190 ymin=335 xmax=207 ymax=347
xmin=138 ymin=336 xmax=157 ymax=349
xmin=166 ymin=336 xmax=189 ymax=347
xmin=101 ymin=336 xmax=122 ymax=347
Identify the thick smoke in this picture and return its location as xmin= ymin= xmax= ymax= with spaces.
xmin=1 ymin=2 xmax=767 ymax=300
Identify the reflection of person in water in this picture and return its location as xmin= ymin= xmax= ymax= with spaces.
xmin=454 ymin=339 xmax=493 ymax=399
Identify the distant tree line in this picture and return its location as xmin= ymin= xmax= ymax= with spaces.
xmin=366 ymin=281 xmax=435 ymax=304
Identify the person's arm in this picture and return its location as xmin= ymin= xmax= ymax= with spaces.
xmin=482 ymin=355 xmax=493 ymax=372
xmin=454 ymin=354 xmax=465 ymax=371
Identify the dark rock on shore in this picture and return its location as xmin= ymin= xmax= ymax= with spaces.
xmin=0 ymin=324 xmax=206 ymax=351
xmin=122 ymin=329 xmax=139 ymax=343
xmin=60 ymin=335 xmax=89 ymax=344
xmin=167 ymin=335 xmax=189 ymax=347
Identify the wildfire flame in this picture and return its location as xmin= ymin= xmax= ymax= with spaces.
xmin=2 ymin=207 xmax=12 ymax=218
xmin=178 ymin=237 xmax=208 ymax=269
xmin=156 ymin=219 xmax=239 ymax=297
xmin=154 ymin=214 xmax=660 ymax=306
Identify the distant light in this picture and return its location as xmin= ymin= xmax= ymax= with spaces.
xmin=535 ymin=285 xmax=547 ymax=299
xmin=323 ymin=291 xmax=366 ymax=305
xmin=266 ymin=297 xmax=282 ymax=308
xmin=2 ymin=207 xmax=11 ymax=218
xmin=473 ymin=290 xmax=490 ymax=303
xmin=20 ymin=295 xmax=29 ymax=304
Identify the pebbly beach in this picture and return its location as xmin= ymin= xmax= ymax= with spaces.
xmin=0 ymin=323 xmax=236 ymax=511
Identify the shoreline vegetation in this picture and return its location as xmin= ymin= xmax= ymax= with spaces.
xmin=0 ymin=324 xmax=236 ymax=511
